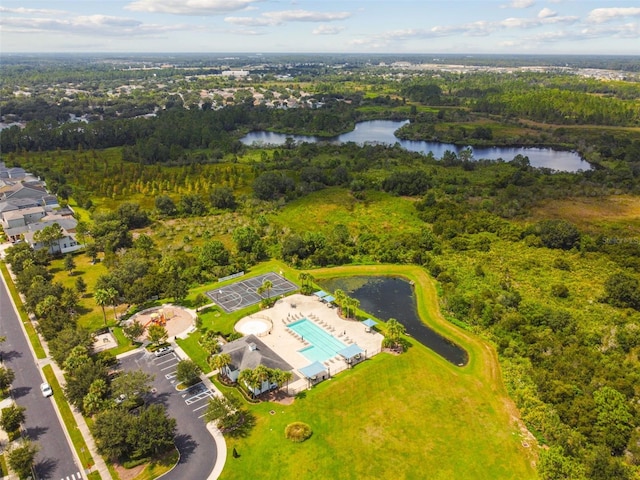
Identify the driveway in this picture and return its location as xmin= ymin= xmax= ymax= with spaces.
xmin=0 ymin=274 xmax=83 ymax=479
xmin=117 ymin=349 xmax=219 ymax=480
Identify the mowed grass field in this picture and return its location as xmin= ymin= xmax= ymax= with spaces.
xmin=220 ymin=265 xmax=537 ymax=480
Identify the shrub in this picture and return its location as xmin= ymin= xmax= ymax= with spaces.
xmin=285 ymin=422 xmax=313 ymax=443
xmin=551 ymin=283 xmax=570 ymax=298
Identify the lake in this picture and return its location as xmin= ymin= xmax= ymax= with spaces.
xmin=241 ymin=119 xmax=589 ymax=172
xmin=320 ymin=276 xmax=469 ymax=366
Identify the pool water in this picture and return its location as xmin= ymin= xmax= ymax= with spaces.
xmin=288 ymin=319 xmax=346 ymax=363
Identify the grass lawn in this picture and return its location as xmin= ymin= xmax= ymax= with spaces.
xmin=221 ymin=349 xmax=534 ymax=480
xmin=217 ymin=264 xmax=537 ymax=479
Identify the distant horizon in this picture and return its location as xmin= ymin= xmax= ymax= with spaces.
xmin=3 ymin=52 xmax=639 ymax=57
xmin=1 ymin=1 xmax=639 ymax=55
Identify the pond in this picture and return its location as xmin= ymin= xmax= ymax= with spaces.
xmin=320 ymin=276 xmax=468 ymax=366
xmin=241 ymin=119 xmax=589 ymax=172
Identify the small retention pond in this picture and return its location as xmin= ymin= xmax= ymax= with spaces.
xmin=320 ymin=276 xmax=469 ymax=367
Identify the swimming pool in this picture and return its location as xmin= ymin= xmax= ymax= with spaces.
xmin=288 ymin=318 xmax=346 ymax=363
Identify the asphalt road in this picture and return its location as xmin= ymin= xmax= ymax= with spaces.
xmin=118 ymin=350 xmax=218 ymax=480
xmin=0 ymin=275 xmax=83 ymax=480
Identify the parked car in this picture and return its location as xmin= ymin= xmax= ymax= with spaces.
xmin=40 ymin=382 xmax=53 ymax=397
xmin=154 ymin=346 xmax=174 ymax=357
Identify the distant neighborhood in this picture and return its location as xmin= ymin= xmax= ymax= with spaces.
xmin=0 ymin=162 xmax=82 ymax=254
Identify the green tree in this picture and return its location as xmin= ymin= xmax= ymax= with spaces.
xmin=0 ymin=366 xmax=16 ymax=392
xmin=176 ymin=360 xmax=202 ymax=387
xmin=535 ymin=219 xmax=581 ymax=250
xmin=64 ymin=360 xmax=108 ymax=413
xmin=257 ymin=279 xmax=273 ymax=305
xmin=147 ymin=324 xmax=168 ymax=345
xmin=64 ymin=254 xmax=76 ymax=274
xmin=62 ymin=345 xmax=90 ymax=373
xmin=384 ymin=318 xmax=407 ymax=351
xmin=199 ymin=331 xmax=220 ymax=357
xmin=209 ymin=353 xmax=232 ymax=379
xmin=210 ymin=186 xmax=236 ymax=210
xmin=155 ymin=195 xmax=177 ymax=216
xmin=128 ymin=404 xmax=176 ymax=458
xmin=122 ymin=319 xmax=145 ymax=342
xmin=204 ymin=392 xmax=245 ymax=431
xmin=538 ymin=446 xmax=587 ymax=480
xmin=105 ymin=286 xmax=119 ymax=321
xmin=7 ymin=440 xmax=38 ymax=479
xmin=94 ymin=288 xmax=110 ymax=325
xmin=603 ymin=272 xmax=640 ymax=310
xmin=92 ymin=408 xmax=134 ymax=461
xmin=0 ymin=404 xmax=26 ymax=435
xmin=74 ymin=276 xmax=87 ymax=296
xmin=593 ymin=386 xmax=635 ymax=455
xmin=83 ymin=378 xmax=109 ymax=416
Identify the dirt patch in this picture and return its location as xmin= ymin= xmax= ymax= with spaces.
xmin=261 ymin=389 xmax=295 ymax=405
xmin=114 ymin=462 xmax=146 ymax=480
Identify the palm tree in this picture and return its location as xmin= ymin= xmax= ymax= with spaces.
xmin=334 ymin=289 xmax=347 ymax=316
xmin=105 ymin=287 xmax=119 ymax=321
xmin=94 ymin=288 xmax=110 ymax=325
xmin=298 ymin=272 xmax=309 ymax=289
xmin=209 ymin=353 xmax=232 ymax=380
xmin=273 ymin=369 xmax=293 ymax=394
xmin=346 ymin=297 xmax=360 ymax=319
xmin=253 ymin=364 xmax=271 ymax=395
xmin=386 ymin=318 xmax=406 ymax=346
xmin=257 ymin=279 xmax=274 ymax=306
xmin=238 ymin=369 xmax=260 ymax=398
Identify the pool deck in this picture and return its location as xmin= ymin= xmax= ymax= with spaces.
xmin=240 ymin=294 xmax=383 ymax=393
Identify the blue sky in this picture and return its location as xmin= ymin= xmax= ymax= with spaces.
xmin=1 ymin=1 xmax=639 ymax=54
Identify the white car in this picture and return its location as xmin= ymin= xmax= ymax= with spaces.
xmin=154 ymin=346 xmax=174 ymax=357
xmin=40 ymin=382 xmax=53 ymax=397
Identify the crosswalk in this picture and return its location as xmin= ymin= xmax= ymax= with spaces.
xmin=61 ymin=471 xmax=83 ymax=480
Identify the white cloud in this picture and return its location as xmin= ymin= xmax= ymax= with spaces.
xmin=0 ymin=6 xmax=65 ymax=15
xmin=501 ymin=0 xmax=535 ymax=9
xmin=226 ymin=9 xmax=351 ymax=27
xmin=537 ymin=8 xmax=556 ymax=19
xmin=125 ymin=0 xmax=262 ymax=16
xmin=1 ymin=14 xmax=188 ymax=37
xmin=587 ymin=7 xmax=640 ymax=24
xmin=312 ymin=24 xmax=345 ymax=35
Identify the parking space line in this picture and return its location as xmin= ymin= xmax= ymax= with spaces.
xmin=161 ymin=363 xmax=179 ymax=371
xmin=165 ymin=372 xmax=177 ymax=379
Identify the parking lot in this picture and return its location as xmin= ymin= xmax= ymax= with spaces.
xmin=152 ymin=351 xmax=218 ymax=418
xmin=116 ymin=348 xmax=220 ymax=479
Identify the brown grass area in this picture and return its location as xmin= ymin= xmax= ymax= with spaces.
xmin=528 ymin=195 xmax=640 ymax=234
xmin=114 ymin=463 xmax=145 ymax=480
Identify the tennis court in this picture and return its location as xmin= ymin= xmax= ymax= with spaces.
xmin=206 ymin=272 xmax=298 ymax=313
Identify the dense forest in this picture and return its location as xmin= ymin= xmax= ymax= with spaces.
xmin=2 ymin=57 xmax=640 ymax=479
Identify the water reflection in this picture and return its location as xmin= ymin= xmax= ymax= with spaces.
xmin=320 ymin=276 xmax=468 ymax=366
xmin=241 ymin=119 xmax=588 ymax=172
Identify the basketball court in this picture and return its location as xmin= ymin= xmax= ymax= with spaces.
xmin=206 ymin=272 xmax=298 ymax=313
